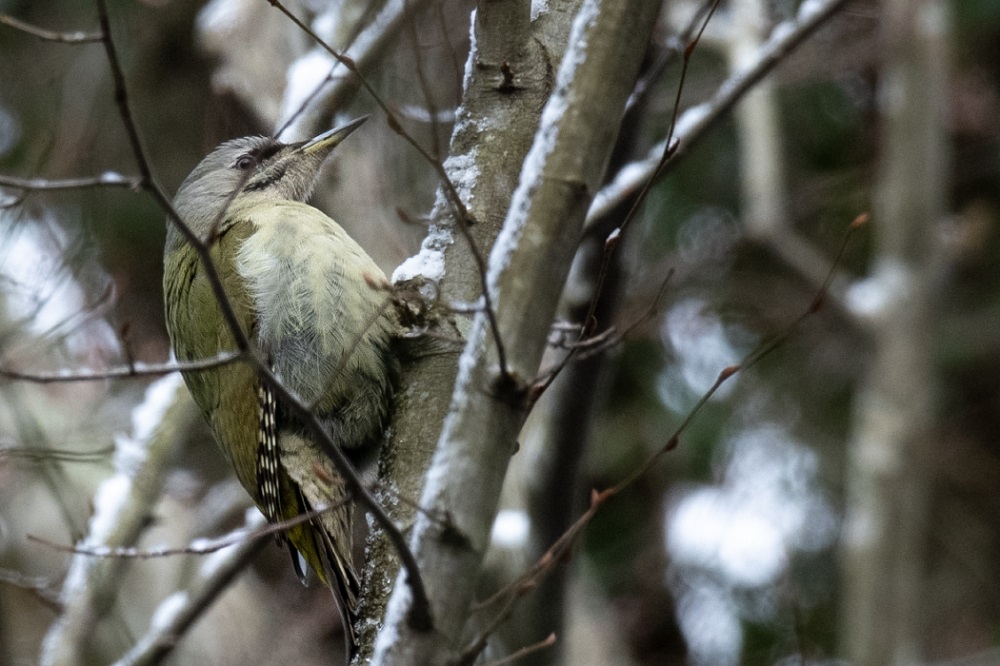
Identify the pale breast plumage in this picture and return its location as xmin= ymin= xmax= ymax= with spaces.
xmin=234 ymin=199 xmax=394 ymax=412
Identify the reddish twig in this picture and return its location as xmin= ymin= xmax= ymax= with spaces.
xmin=471 ymin=213 xmax=868 ymax=637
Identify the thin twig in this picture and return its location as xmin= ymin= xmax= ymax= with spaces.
xmin=479 ymin=633 xmax=557 ymax=666
xmin=475 ymin=214 xmax=867 ymax=625
xmin=265 ymin=1 xmax=469 ymax=223
xmin=620 ymin=213 xmax=867 ymax=488
xmin=254 ymin=359 xmax=434 ymax=631
xmin=112 ymin=519 xmax=270 ymax=666
xmin=1 ymin=443 xmax=114 ymax=464
xmin=534 ymin=0 xmax=852 ymax=403
xmin=622 ymin=0 xmax=721 ymax=229
xmin=274 ymin=0 xmax=432 ymax=140
xmin=271 ymin=6 xmax=369 ymax=140
xmin=28 ymin=494 xmax=352 ymax=560
xmin=0 ymin=351 xmax=244 ymax=384
xmin=582 ymin=0 xmax=721 ymax=327
xmin=407 ymin=16 xmax=443 ymax=160
xmin=40 ymin=374 xmax=189 ymax=662
xmin=0 ymin=173 xmax=141 ymax=191
xmin=0 ymin=13 xmax=102 ymax=43
xmin=587 ymin=0 xmax=853 ymax=225
xmin=534 ymin=269 xmax=674 ymax=389
xmin=94 ymin=0 xmax=251 ymax=359
xmin=625 ymin=0 xmax=718 ymax=115
xmin=0 ymin=567 xmax=61 ymax=610
xmin=739 ymin=212 xmax=868 ymax=373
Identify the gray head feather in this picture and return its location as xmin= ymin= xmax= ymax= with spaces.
xmin=166 ymin=135 xmax=333 ymax=254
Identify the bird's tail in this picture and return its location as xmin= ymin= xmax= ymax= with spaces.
xmin=313 ymin=511 xmax=361 ymax=652
xmin=284 ymin=487 xmax=360 ymax=658
xmin=279 ymin=430 xmax=361 ymax=657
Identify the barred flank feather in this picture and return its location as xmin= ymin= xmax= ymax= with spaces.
xmin=255 ymin=383 xmax=282 ymax=529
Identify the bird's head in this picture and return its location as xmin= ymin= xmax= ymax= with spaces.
xmin=167 ymin=115 xmax=368 ymax=250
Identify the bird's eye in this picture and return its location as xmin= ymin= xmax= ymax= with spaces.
xmin=234 ymin=154 xmax=257 ymax=170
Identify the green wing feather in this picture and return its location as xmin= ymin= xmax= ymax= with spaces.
xmin=165 ymin=222 xmax=259 ymax=494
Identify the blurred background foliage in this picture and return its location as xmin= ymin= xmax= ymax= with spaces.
xmin=1 ymin=0 xmax=999 ymax=664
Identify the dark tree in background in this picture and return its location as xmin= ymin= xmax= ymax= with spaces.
xmin=1 ymin=1 xmax=999 ymax=665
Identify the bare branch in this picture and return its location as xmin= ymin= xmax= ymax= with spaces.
xmin=266 ymin=0 xmax=470 ymax=224
xmin=480 ymin=633 xmax=556 ymax=666
xmin=526 ymin=1 xmax=724 ymax=402
xmin=0 ymin=173 xmax=141 ymax=191
xmin=0 ymin=13 xmax=102 ymax=43
xmin=532 ymin=269 xmax=674 ymax=393
xmin=587 ymin=0 xmax=852 ymax=225
xmin=621 ymin=214 xmax=867 ymax=488
xmin=730 ymin=0 xmax=855 ymax=307
xmin=0 ymin=444 xmax=114 ymax=465
xmin=0 ymin=567 xmax=61 ymax=610
xmin=29 ymin=495 xmax=350 ymax=560
xmin=0 ymin=351 xmax=243 ymax=384
xmin=112 ymin=515 xmax=270 ymax=666
xmin=40 ymin=375 xmax=195 ymax=664
xmin=92 ymin=0 xmax=254 ymax=358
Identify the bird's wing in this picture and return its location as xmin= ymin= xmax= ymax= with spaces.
xmin=165 ymin=221 xmax=262 ymax=494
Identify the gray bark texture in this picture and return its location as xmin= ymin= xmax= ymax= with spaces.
xmin=368 ymin=0 xmax=661 ymax=663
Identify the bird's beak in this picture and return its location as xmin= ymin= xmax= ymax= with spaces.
xmin=300 ymin=115 xmax=370 ymax=155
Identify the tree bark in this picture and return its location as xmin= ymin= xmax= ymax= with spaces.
xmin=839 ymin=1 xmax=950 ymax=664
xmin=356 ymin=0 xmax=557 ymax=660
xmin=371 ymin=0 xmax=661 ymax=662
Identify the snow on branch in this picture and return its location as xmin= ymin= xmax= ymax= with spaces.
xmin=587 ymin=0 xmax=851 ymax=226
xmin=41 ymin=374 xmax=189 ymax=664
